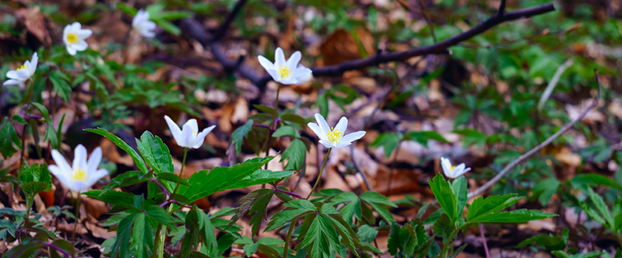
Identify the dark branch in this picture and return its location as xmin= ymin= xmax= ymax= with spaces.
xmin=212 ymin=0 xmax=249 ymax=42
xmin=182 ymin=3 xmax=555 ymax=88
xmin=498 ymin=0 xmax=507 ymax=16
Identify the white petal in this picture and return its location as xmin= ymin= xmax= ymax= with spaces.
xmin=293 ymin=66 xmax=313 ymax=84
xmin=440 ymin=157 xmax=451 ymax=175
xmin=84 ymin=168 xmax=109 ymax=190
xmin=6 ymin=70 xmax=18 ymax=79
xmin=334 ymin=117 xmax=348 ymax=134
xmin=285 ymin=51 xmax=301 ymax=69
xmin=87 ymin=147 xmax=102 ymax=173
xmin=3 ymin=79 xmax=20 ymax=85
xmin=73 ymin=144 xmax=88 ymax=171
xmin=15 ymin=69 xmax=29 ymax=81
xmin=318 ymin=139 xmax=334 ymax=149
xmin=51 ymin=149 xmax=72 ymax=174
xmin=76 ymin=29 xmax=92 ymax=39
xmin=450 ymin=164 xmax=466 ymax=177
xmin=67 ymin=46 xmax=77 ymax=56
xmin=71 ymin=40 xmax=88 ymax=51
xmin=184 ymin=119 xmax=199 ymax=134
xmin=335 ymin=142 xmax=352 ymax=149
xmin=307 ymin=123 xmax=327 ymax=142
xmin=141 ymin=30 xmax=155 ymax=38
xmin=70 ymin=22 xmax=82 ymax=31
xmin=197 ymin=125 xmax=216 ymax=139
xmin=48 ymin=165 xmax=69 ymax=184
xmin=265 ymin=69 xmax=279 ymax=82
xmin=180 ymin=122 xmax=196 ymax=148
xmin=192 ymin=138 xmax=206 ymax=149
xmin=258 ymin=55 xmax=275 ymax=72
xmin=339 ymin=131 xmax=366 ymax=145
xmin=314 ymin=113 xmax=330 ymax=136
xmin=141 ymin=21 xmax=156 ymax=30
xmin=30 ymin=52 xmax=38 ymax=76
xmin=274 ymin=47 xmax=285 ymax=68
xmin=164 ymin=115 xmax=183 ymax=144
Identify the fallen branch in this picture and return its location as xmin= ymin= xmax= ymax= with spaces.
xmin=182 ymin=1 xmax=555 ymax=88
xmin=467 ymin=69 xmax=602 ymax=199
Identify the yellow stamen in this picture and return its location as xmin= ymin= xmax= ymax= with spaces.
xmin=278 ymin=65 xmax=291 ymax=79
xmin=192 ymin=128 xmax=197 ymax=137
xmin=16 ymin=64 xmax=26 ymax=72
xmin=449 ymin=165 xmax=456 ymax=171
xmin=66 ymin=33 xmax=78 ymax=44
xmin=326 ymin=127 xmax=343 ymax=144
xmin=71 ymin=167 xmax=87 ymax=182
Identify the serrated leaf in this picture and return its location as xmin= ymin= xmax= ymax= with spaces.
xmin=226 ymin=170 xmax=294 ymax=189
xmin=273 ymin=126 xmax=300 ymax=138
xmin=433 ymin=214 xmax=454 ymax=240
xmin=131 ymin=213 xmax=153 ymax=257
xmin=281 ymin=113 xmax=308 ymax=127
xmin=156 ymin=172 xmax=189 ymax=186
xmin=19 ymin=163 xmax=52 ymax=194
xmin=136 ymin=131 xmax=173 ymax=174
xmin=571 ymin=174 xmax=622 ymax=190
xmin=110 ymin=214 xmax=137 ymax=258
xmin=83 ymin=190 xmax=134 ymax=206
xmin=370 ymin=132 xmax=400 ymax=158
xmin=85 ymin=128 xmax=148 ymax=173
xmin=0 ymin=119 xmax=21 ymax=159
xmin=429 ymin=174 xmax=457 ymax=223
xmin=360 ymin=191 xmax=396 ymax=224
xmin=470 ymin=209 xmax=557 ymax=223
xmin=178 ymin=156 xmax=274 ymax=202
xmin=357 ymin=224 xmax=378 ymax=243
xmin=280 ymin=139 xmax=308 ymax=171
xmin=586 ymin=187 xmax=614 ymax=228
xmin=231 ymin=119 xmax=254 ymax=155
xmin=450 ymin=176 xmax=467 ymax=220
xmin=466 ymin=194 xmax=524 ymax=222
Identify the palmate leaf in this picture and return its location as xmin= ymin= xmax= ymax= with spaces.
xmin=110 ymin=213 xmax=137 ymax=258
xmin=387 ymin=219 xmax=428 ymax=257
xmin=178 ymin=156 xmax=274 ymax=202
xmin=228 ymin=189 xmax=274 ymax=236
xmin=313 ymin=189 xmax=396 ymax=225
xmin=231 ymin=119 xmax=254 ymax=155
xmin=370 ymin=132 xmax=401 ymax=158
xmin=280 ymin=138 xmax=308 ymax=171
xmin=181 ymin=205 xmax=218 ymax=257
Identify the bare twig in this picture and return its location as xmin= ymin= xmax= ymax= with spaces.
xmin=212 ymin=0 xmax=249 ymax=42
xmin=467 ymin=69 xmax=602 ymax=199
xmin=538 ymin=59 xmax=574 ymax=110
xmin=480 ymin=223 xmax=491 ymax=258
xmin=498 ymin=0 xmax=507 ymax=16
xmin=181 ymin=3 xmax=555 ymax=88
xmin=418 ymin=0 xmax=437 ymax=43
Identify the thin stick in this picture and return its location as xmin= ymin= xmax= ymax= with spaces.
xmin=306 ymin=148 xmax=332 ymax=200
xmin=480 ymin=223 xmax=491 ymax=258
xmin=467 ymin=69 xmax=602 ymax=199
xmin=169 ymin=147 xmax=188 ymax=201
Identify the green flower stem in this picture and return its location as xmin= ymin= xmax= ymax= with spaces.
xmin=23 ymin=194 xmax=34 ymax=230
xmin=262 ymin=83 xmax=282 ymax=189
xmin=306 ymin=148 xmax=332 ymax=200
xmin=282 ymin=218 xmax=298 ymax=258
xmin=72 ymin=193 xmax=81 ymax=246
xmin=169 ymin=147 xmax=188 ymax=202
xmin=440 ymin=223 xmax=470 ymax=258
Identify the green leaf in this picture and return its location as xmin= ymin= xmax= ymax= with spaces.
xmin=281 ymin=113 xmax=308 ymax=127
xmin=532 ymin=178 xmax=561 ymax=206
xmin=405 ymin=131 xmax=449 ymax=148
xmin=466 ymin=194 xmax=524 ymax=222
xmin=231 ymin=119 xmax=254 ymax=155
xmin=357 ymin=224 xmax=378 ymax=243
xmin=11 ymin=114 xmax=27 ymax=125
xmin=453 ymin=128 xmax=487 ymax=148
xmin=136 ymin=131 xmax=173 ymax=174
xmin=110 ymin=214 xmax=137 ymax=258
xmin=360 ymin=191 xmax=397 ymax=224
xmin=31 ymin=102 xmax=49 ymax=118
xmin=116 ymin=2 xmax=138 ymax=15
xmin=156 ymin=172 xmax=189 ymax=186
xmin=433 ymin=214 xmax=455 ymax=241
xmin=226 ymin=170 xmax=294 ymax=190
xmin=450 ymin=176 xmax=467 ymax=220
xmin=280 ymin=139 xmax=308 ymax=171
xmin=131 ymin=213 xmax=153 ymax=257
xmin=50 ymin=70 xmax=72 ymax=102
xmin=273 ymin=126 xmax=300 ymax=138
xmin=586 ymin=187 xmax=614 ymax=228
xmin=228 ymin=189 xmax=274 ymax=236
xmin=470 ymin=209 xmax=557 ymax=223
xmin=370 ymin=132 xmax=400 ymax=158
xmin=253 ymin=104 xmax=276 ymax=115
xmin=153 ymin=18 xmax=181 ymax=35
xmin=85 ymin=128 xmax=148 ymax=173
xmin=429 ymin=174 xmax=457 ymax=223
xmin=152 ymin=11 xmax=193 ymax=20
xmin=145 ymin=205 xmax=175 ymax=229
xmin=83 ymin=190 xmax=134 ymax=206
xmin=0 ymin=119 xmax=21 ymax=159
xmin=178 ymin=156 xmax=274 ymax=202
xmin=265 ymin=199 xmax=315 ymax=231
xmin=570 ymin=174 xmax=622 ymax=191
xmin=19 ymin=163 xmax=52 ymax=194
xmin=516 ymin=231 xmax=567 ymax=251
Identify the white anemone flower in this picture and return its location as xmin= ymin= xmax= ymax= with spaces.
xmin=164 ymin=115 xmax=216 ymax=149
xmin=308 ymin=113 xmax=365 ymax=149
xmin=132 ymin=9 xmax=156 ymax=38
xmin=49 ymin=145 xmax=108 ymax=192
xmin=258 ymin=47 xmax=313 ymax=85
xmin=63 ymin=22 xmax=93 ymax=56
xmin=440 ymin=157 xmax=471 ymax=179
xmin=3 ymin=52 xmax=38 ymax=86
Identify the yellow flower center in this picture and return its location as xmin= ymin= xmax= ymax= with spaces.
xmin=16 ymin=64 xmax=26 ymax=72
xmin=71 ymin=167 xmax=87 ymax=182
xmin=192 ymin=128 xmax=197 ymax=137
xmin=66 ymin=33 xmax=78 ymax=44
xmin=449 ymin=165 xmax=456 ymax=171
xmin=278 ymin=65 xmax=291 ymax=79
xmin=326 ymin=127 xmax=343 ymax=144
